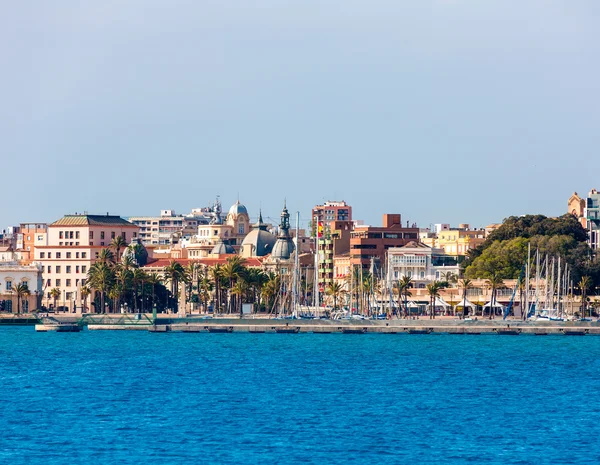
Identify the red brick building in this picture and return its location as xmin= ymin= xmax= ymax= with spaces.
xmin=350 ymin=214 xmax=419 ymax=269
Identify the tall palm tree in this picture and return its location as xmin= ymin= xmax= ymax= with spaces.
xmin=459 ymin=278 xmax=473 ymax=317
xmin=398 ymin=275 xmax=413 ymax=318
xmin=14 ymin=283 xmax=31 ymax=314
xmin=131 ymin=268 xmax=147 ymax=313
xmin=231 ymin=280 xmax=249 ymax=317
xmin=81 ymin=286 xmax=91 ymax=313
xmin=578 ymin=276 xmax=591 ymax=318
xmin=87 ymin=262 xmax=115 ymax=313
xmin=262 ymin=273 xmax=281 ymax=315
xmin=163 ymin=260 xmax=185 ymax=312
xmin=219 ymin=256 xmax=247 ymax=313
xmin=209 ymin=264 xmax=223 ymax=314
xmin=96 ymin=248 xmax=115 ymax=266
xmin=426 ymin=281 xmax=442 ymax=319
xmin=110 ymin=236 xmax=128 ymax=263
xmin=485 ymin=274 xmax=505 ymax=319
xmin=440 ymin=271 xmax=458 ymax=287
xmin=49 ymin=287 xmax=61 ymax=311
xmin=146 ymin=272 xmax=162 ymax=312
xmin=325 ymin=282 xmax=346 ymax=312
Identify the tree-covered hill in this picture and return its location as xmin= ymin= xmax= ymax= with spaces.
xmin=462 ymin=214 xmax=597 ymax=286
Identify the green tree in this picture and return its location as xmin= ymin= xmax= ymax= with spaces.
xmin=14 ymin=282 xmax=31 ymax=314
xmin=110 ymin=236 xmax=128 ymax=263
xmin=579 ymin=275 xmax=591 ymax=318
xmin=325 ymin=282 xmax=346 ymax=312
xmin=398 ymin=275 xmax=413 ymax=318
xmin=426 ymin=281 xmax=442 ymax=319
xmin=458 ymin=278 xmax=473 ymax=317
xmin=163 ymin=260 xmax=185 ymax=312
xmin=485 ymin=274 xmax=505 ymax=319
xmin=87 ymin=262 xmax=115 ymax=313
xmin=49 ymin=287 xmax=61 ymax=311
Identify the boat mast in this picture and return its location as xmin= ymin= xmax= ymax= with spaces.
xmin=292 ymin=211 xmax=300 ymax=318
xmin=524 ymin=243 xmax=530 ymax=320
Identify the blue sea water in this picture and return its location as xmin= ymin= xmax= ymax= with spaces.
xmin=1 ymin=328 xmax=600 ymax=464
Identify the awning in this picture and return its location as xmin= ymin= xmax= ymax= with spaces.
xmin=483 ymin=299 xmax=505 ymax=309
xmin=454 ymin=297 xmax=476 ymax=309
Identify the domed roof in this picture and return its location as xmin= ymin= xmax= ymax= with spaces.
xmin=271 ymin=237 xmax=295 ymax=260
xmin=122 ymin=239 xmax=149 ymax=266
xmin=228 ymin=200 xmax=248 ymax=217
xmin=241 ymin=210 xmax=276 ymax=256
xmin=210 ymin=240 xmax=235 ymax=255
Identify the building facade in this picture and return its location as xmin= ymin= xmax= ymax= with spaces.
xmin=0 ymin=261 xmax=43 ymax=312
xmin=36 ymin=214 xmax=139 ymax=311
xmin=349 ymin=214 xmax=419 ymax=269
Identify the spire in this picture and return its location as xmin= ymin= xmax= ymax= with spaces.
xmin=279 ymin=201 xmax=290 ymax=237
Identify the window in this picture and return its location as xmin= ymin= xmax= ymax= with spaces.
xmin=59 ymin=231 xmax=64 ymax=239
xmin=238 ymin=224 xmax=245 ymax=235
xmin=41 ymin=266 xmax=45 ymax=273
xmin=111 ymin=232 xmax=115 ymax=239
xmin=40 ymin=252 xmax=45 ymax=259
xmin=56 ymin=266 xmax=61 ymax=273
xmin=48 ymin=267 xmax=51 ymax=274
xmin=69 ymin=231 xmax=73 ymax=239
xmin=48 ymin=252 xmax=51 ymax=258
xmin=76 ymin=266 xmax=79 ymax=273
xmin=76 ymin=252 xmax=79 ymax=258
xmin=59 ymin=242 xmax=63 ymax=246
xmin=101 ymin=242 xmax=104 ymax=246
xmin=66 ymin=266 xmax=71 ymax=273
xmin=89 ymin=231 xmax=94 ymax=239
xmin=27 ymin=235 xmax=31 ymax=241
xmin=133 ymin=232 xmax=137 ymax=238
xmin=46 ymin=279 xmax=51 ymax=287
xmin=66 ymin=279 xmax=71 ymax=287
xmin=56 ymin=279 xmax=61 ymax=287
xmin=37 ymin=235 xmax=43 ymax=241
xmin=56 ymin=252 xmax=61 ymax=259
xmin=82 ymin=266 xmax=86 ymax=274
xmin=122 ymin=232 xmax=126 ymax=241
xmin=101 ymin=231 xmax=105 ymax=239
xmin=82 ymin=252 xmax=87 ymax=259
xmin=76 ymin=231 xmax=80 ymax=239
xmin=6 ymin=281 xmax=12 ymax=291
xmin=66 ymin=252 xmax=71 ymax=259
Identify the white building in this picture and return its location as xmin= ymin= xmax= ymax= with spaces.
xmin=0 ymin=261 xmax=43 ymax=313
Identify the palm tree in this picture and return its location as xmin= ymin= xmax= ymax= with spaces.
xmin=209 ymin=265 xmax=223 ymax=314
xmin=459 ymin=278 xmax=473 ymax=318
xmin=163 ymin=260 xmax=185 ymax=312
xmin=219 ymin=256 xmax=247 ymax=313
xmin=485 ymin=274 xmax=505 ymax=319
xmin=131 ymin=268 xmax=147 ymax=313
xmin=398 ymin=275 xmax=413 ymax=318
xmin=231 ymin=280 xmax=249 ymax=317
xmin=96 ymin=248 xmax=115 ymax=266
xmin=81 ymin=286 xmax=91 ymax=313
xmin=262 ymin=273 xmax=281 ymax=315
xmin=325 ymin=282 xmax=346 ymax=312
xmin=440 ymin=271 xmax=458 ymax=287
xmin=87 ymin=262 xmax=115 ymax=313
xmin=110 ymin=236 xmax=128 ymax=263
xmin=146 ymin=272 xmax=162 ymax=312
xmin=426 ymin=281 xmax=442 ymax=319
xmin=14 ymin=283 xmax=31 ymax=314
xmin=578 ymin=276 xmax=591 ymax=318
xmin=49 ymin=287 xmax=61 ymax=311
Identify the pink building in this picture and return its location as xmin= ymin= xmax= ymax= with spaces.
xmin=36 ymin=214 xmax=139 ymax=311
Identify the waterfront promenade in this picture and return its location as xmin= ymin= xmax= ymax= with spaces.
xmin=3 ymin=313 xmax=600 ymax=335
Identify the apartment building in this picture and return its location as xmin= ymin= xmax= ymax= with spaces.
xmin=0 ymin=261 xmax=43 ymax=312
xmin=129 ymin=210 xmax=197 ymax=246
xmin=36 ymin=214 xmax=139 ymax=311
xmin=349 ymin=214 xmax=419 ymax=269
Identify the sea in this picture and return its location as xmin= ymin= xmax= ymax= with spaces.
xmin=1 ymin=327 xmax=599 ymax=464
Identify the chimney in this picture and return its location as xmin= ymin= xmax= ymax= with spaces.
xmin=382 ymin=214 xmax=401 ymax=228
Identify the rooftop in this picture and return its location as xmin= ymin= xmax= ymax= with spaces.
xmin=51 ymin=215 xmax=136 ymax=227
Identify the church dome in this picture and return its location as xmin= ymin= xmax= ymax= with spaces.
xmin=228 ymin=200 xmax=248 ymax=218
xmin=210 ymin=240 xmax=235 ymax=255
xmin=271 ymin=238 xmax=295 ymax=260
xmin=241 ymin=229 xmax=276 ymax=257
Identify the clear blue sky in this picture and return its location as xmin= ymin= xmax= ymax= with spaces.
xmin=1 ymin=1 xmax=598 ymax=231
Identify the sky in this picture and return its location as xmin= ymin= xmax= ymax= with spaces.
xmin=1 ymin=1 xmax=599 ymax=232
